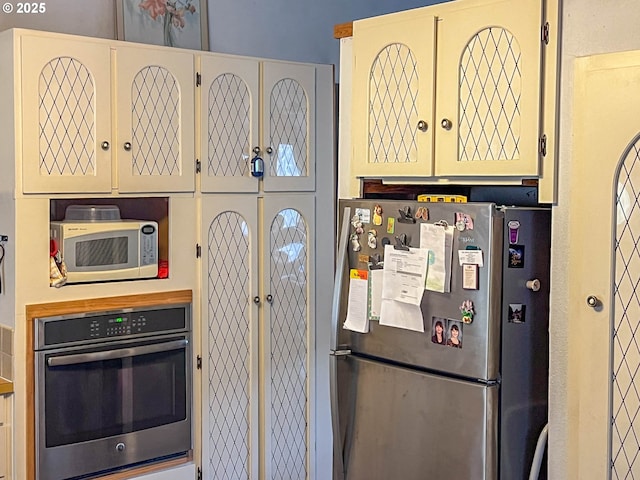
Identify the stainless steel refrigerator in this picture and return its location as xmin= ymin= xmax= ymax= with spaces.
xmin=330 ymin=199 xmax=550 ymax=480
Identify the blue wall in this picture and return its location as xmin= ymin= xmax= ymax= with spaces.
xmin=208 ymin=0 xmax=446 ymax=67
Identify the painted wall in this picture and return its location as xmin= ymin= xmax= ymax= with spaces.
xmin=0 ymin=1 xmax=115 ymax=38
xmin=0 ymin=0 xmax=441 ymax=69
xmin=207 ymin=0 xmax=445 ymax=66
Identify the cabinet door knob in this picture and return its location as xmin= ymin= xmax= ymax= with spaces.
xmin=253 ymin=146 xmax=261 ymax=154
xmin=441 ymin=119 xmax=453 ymax=130
xmin=253 ymin=296 xmax=261 ymax=305
xmin=417 ymin=120 xmax=429 ymax=132
xmin=266 ymin=146 xmax=274 ymax=155
xmin=266 ymin=294 xmax=273 ymax=304
xmin=586 ymin=295 xmax=601 ymax=308
xmin=123 ymin=142 xmax=132 ymax=151
xmin=101 ymin=141 xmax=110 ymax=151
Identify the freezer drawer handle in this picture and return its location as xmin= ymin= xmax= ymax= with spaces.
xmin=330 ymin=349 xmax=352 ymax=357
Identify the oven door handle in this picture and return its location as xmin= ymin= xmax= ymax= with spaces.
xmin=46 ymin=339 xmax=189 ymax=367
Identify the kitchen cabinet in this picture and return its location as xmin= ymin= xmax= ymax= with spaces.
xmin=0 ymin=27 xmax=334 ymax=480
xmin=200 ymin=54 xmax=317 ymax=193
xmin=0 ymin=394 xmax=11 ymax=480
xmin=19 ymin=32 xmax=195 ymax=194
xmin=351 ymin=0 xmax=545 ymax=179
xmin=200 ymin=193 xmax=318 ymax=479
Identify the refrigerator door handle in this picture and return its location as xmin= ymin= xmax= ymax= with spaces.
xmin=331 ymin=205 xmax=352 ymax=352
xmin=330 ymin=206 xmax=352 ymax=480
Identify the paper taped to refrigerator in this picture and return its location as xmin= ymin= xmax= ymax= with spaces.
xmin=380 ymin=245 xmax=429 ymax=305
xmin=368 ymin=268 xmax=384 ymax=321
xmin=420 ymin=223 xmax=454 ymax=293
xmin=378 ymin=245 xmax=427 ymax=332
xmin=344 ymin=270 xmax=369 ymax=333
xmin=379 ymin=299 xmax=424 ymax=333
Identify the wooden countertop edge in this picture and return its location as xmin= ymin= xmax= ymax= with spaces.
xmin=334 ymin=22 xmax=353 ymax=39
xmin=0 ymin=377 xmax=13 ymax=395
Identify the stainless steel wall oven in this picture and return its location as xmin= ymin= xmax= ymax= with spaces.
xmin=34 ymin=303 xmax=192 ymax=480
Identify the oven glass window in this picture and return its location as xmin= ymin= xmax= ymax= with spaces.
xmin=44 ymin=345 xmax=187 ymax=448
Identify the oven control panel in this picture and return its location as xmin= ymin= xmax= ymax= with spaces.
xmin=91 ymin=314 xmax=150 ymax=338
xmin=35 ymin=305 xmax=190 ymax=349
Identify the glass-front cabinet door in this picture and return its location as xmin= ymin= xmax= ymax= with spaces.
xmin=434 ymin=0 xmax=543 ymax=176
xmin=351 ymin=11 xmax=436 ymax=178
xmin=262 ymin=63 xmax=315 ymax=192
xmin=21 ymin=35 xmax=112 ymax=193
xmin=200 ymin=55 xmax=260 ymax=193
xmin=200 ymin=57 xmax=315 ymax=194
xmin=116 ymin=46 xmax=195 ymax=193
xmin=201 ymin=194 xmax=315 ymax=480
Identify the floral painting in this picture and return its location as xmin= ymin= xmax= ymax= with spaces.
xmin=118 ymin=0 xmax=208 ymax=50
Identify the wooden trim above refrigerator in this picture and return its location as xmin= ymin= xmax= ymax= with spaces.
xmin=334 ymin=22 xmax=353 ymax=39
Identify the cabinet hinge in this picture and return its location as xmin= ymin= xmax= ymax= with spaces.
xmin=539 ymin=134 xmax=547 ymax=157
xmin=197 ymin=467 xmax=202 ymax=480
xmin=196 ymin=72 xmax=201 ymax=87
xmin=196 ymin=244 xmax=202 ymax=258
xmin=196 ymin=355 xmax=202 ymax=370
xmin=196 ymin=159 xmax=201 ymax=174
xmin=542 ymin=22 xmax=550 ymax=45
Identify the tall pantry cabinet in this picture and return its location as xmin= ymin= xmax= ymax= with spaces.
xmin=0 ymin=28 xmax=334 ymax=480
xmin=199 ymin=56 xmax=335 ymax=480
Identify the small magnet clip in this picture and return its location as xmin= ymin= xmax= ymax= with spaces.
xmin=397 ymin=206 xmax=416 ymax=224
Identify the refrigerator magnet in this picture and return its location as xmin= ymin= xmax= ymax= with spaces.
xmin=508 ymin=304 xmax=526 ymax=323
xmin=459 ymin=300 xmax=475 ymax=324
xmin=462 ymin=264 xmax=479 ymax=290
xmin=508 ymin=245 xmax=525 ymax=268
xmin=355 ymin=208 xmax=371 ymax=224
xmin=386 ymin=217 xmax=395 ymax=234
xmin=350 ymin=233 xmax=361 ymax=252
xmin=367 ymin=229 xmax=377 ymax=249
xmin=455 ymin=212 xmax=474 ymax=231
xmin=508 ymin=220 xmax=521 ymax=243
xmin=373 ymin=204 xmax=383 ymax=225
xmin=351 ymin=214 xmax=364 ymax=234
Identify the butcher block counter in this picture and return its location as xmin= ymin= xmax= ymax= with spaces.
xmin=0 ymin=378 xmax=12 ymax=395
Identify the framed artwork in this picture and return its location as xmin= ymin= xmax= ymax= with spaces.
xmin=116 ymin=0 xmax=209 ymax=50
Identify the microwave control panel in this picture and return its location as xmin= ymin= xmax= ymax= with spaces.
xmin=140 ymin=223 xmax=158 ymax=266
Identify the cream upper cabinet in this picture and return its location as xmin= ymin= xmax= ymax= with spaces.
xmin=20 ymin=33 xmax=195 ymax=194
xmin=352 ymin=12 xmax=436 ymax=177
xmin=115 ymin=46 xmax=195 ymax=193
xmin=351 ymin=0 xmax=544 ymax=179
xmin=200 ymin=55 xmax=316 ymax=193
xmin=21 ymin=36 xmax=113 ymax=193
xmin=200 ymin=54 xmax=260 ymax=193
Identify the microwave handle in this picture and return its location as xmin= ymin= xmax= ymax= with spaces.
xmin=47 ymin=339 xmax=188 ymax=367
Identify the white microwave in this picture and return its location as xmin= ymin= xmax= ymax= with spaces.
xmin=50 ymin=220 xmax=159 ymax=283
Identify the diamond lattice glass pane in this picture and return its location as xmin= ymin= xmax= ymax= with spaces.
xmin=612 ymin=140 xmax=640 ymax=478
xmin=269 ymin=209 xmax=308 ymax=479
xmin=131 ymin=66 xmax=180 ymax=176
xmin=207 ymin=212 xmax=251 ymax=480
xmin=459 ymin=28 xmax=521 ymax=162
xmin=368 ymin=43 xmax=418 ymax=165
xmin=208 ymin=74 xmax=251 ymax=177
xmin=39 ymin=57 xmax=96 ymax=176
xmin=269 ymin=80 xmax=307 ymax=177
